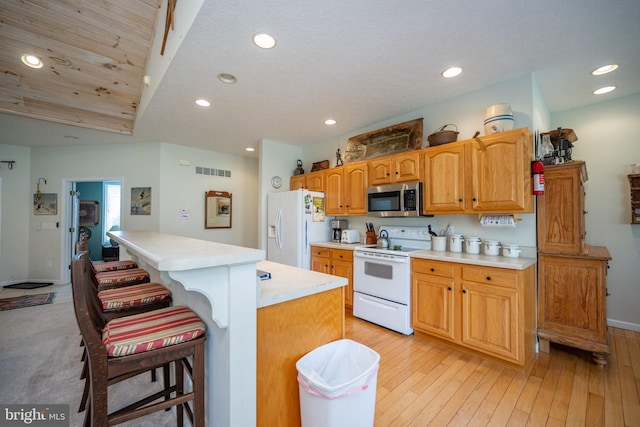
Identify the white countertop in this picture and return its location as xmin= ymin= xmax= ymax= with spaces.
xmin=108 ymin=230 xmax=264 ymax=271
xmin=256 ymin=260 xmax=347 ymax=308
xmin=410 ymin=250 xmax=536 ymax=270
xmin=309 ymin=241 xmax=363 ymax=250
xmin=311 ymin=241 xmax=536 ymax=270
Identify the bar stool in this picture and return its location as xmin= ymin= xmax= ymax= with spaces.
xmin=71 ymin=252 xmax=206 ymax=427
xmin=93 ymin=267 xmax=151 ymax=291
xmin=91 ymin=259 xmax=139 ymax=273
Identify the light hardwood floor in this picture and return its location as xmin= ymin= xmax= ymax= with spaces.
xmin=345 ymin=310 xmax=640 ymax=427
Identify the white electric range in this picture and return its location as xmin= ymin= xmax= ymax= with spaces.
xmin=352 ymin=225 xmax=432 ymax=335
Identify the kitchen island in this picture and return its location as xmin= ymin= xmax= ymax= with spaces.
xmin=107 ymin=231 xmax=347 ymax=427
xmin=256 ymin=260 xmax=347 ymax=426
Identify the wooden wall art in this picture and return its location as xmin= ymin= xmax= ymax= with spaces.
xmin=344 ymin=118 xmax=423 ymax=163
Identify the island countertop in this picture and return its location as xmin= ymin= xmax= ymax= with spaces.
xmin=107 ymin=230 xmax=264 ymax=271
xmin=256 ymin=260 xmax=347 ymax=308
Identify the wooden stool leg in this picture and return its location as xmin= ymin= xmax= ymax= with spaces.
xmin=194 ymin=342 xmax=205 ymax=427
xmin=176 ymin=358 xmax=184 ymax=426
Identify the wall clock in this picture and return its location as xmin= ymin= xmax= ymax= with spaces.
xmin=271 ymin=176 xmax=283 ymax=189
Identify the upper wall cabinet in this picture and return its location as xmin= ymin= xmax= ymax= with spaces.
xmin=368 ymin=151 xmax=422 ymax=186
xmin=423 ymin=127 xmax=534 ymax=214
xmin=290 ymin=170 xmax=325 ymax=192
xmin=325 ymin=162 xmax=368 ymax=216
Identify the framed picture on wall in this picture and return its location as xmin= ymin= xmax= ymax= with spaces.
xmin=131 ymin=187 xmax=151 ymax=215
xmin=79 ymin=200 xmax=100 ymax=226
xmin=34 ymin=193 xmax=57 ymax=215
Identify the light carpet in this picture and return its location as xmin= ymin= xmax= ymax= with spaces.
xmin=0 ymin=284 xmax=176 ymax=426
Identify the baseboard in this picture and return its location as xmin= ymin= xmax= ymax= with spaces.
xmin=608 ymin=318 xmax=640 ymax=332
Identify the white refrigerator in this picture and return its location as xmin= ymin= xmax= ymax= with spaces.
xmin=267 ymin=190 xmax=330 ymax=269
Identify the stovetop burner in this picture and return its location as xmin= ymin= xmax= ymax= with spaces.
xmin=355 ymin=225 xmax=431 ymax=256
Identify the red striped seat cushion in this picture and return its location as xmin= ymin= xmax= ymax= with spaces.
xmin=92 ymin=260 xmax=138 ymax=273
xmin=103 ymin=306 xmax=206 ymax=357
xmin=94 ymin=268 xmax=150 ymax=287
xmin=97 ymin=283 xmax=171 ymax=310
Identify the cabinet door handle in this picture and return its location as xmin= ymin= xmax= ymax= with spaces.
xmin=430 ymin=268 xmax=435 ymax=272
xmin=458 ymin=198 xmax=463 ymax=202
xmin=462 ymin=289 xmax=467 ymax=294
xmin=486 ymin=276 xmax=492 ymax=281
xmin=447 ymin=287 xmax=452 ymax=291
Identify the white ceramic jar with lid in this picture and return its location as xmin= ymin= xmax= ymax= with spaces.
xmin=482 ymin=240 xmax=501 ymax=256
xmin=464 ymin=236 xmax=481 ymax=254
xmin=501 ymin=243 xmax=521 ymax=258
xmin=448 ymin=234 xmax=463 ymax=252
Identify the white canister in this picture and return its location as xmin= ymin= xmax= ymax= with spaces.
xmin=484 ymin=103 xmax=514 ymax=134
xmin=482 ymin=240 xmax=501 ymax=256
xmin=448 ymin=234 xmax=463 ymax=252
xmin=432 ymin=236 xmax=447 ymax=251
xmin=464 ymin=236 xmax=481 ymax=254
xmin=501 ymin=243 xmax=521 ymax=258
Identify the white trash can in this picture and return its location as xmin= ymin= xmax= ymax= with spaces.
xmin=296 ymin=339 xmax=380 ymax=427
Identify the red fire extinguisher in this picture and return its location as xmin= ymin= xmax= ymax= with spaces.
xmin=532 ymin=160 xmax=544 ymax=195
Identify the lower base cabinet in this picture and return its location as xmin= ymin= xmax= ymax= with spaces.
xmin=412 ymin=258 xmax=536 ymax=372
xmin=257 ymin=287 xmax=344 ymax=426
xmin=537 ymin=246 xmax=611 ymax=365
xmin=311 ymin=246 xmax=354 ymax=307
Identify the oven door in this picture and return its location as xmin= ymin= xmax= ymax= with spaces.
xmin=353 ymin=251 xmax=410 ymax=304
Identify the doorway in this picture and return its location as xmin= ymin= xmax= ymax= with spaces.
xmin=62 ymin=178 xmax=122 ymax=283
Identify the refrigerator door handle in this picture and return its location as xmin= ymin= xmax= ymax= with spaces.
xmin=275 ymin=208 xmax=283 ymax=250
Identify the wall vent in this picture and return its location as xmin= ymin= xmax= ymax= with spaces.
xmin=195 ymin=166 xmax=232 ymax=178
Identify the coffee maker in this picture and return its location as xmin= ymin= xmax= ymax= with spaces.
xmin=331 ymin=220 xmax=348 ymax=242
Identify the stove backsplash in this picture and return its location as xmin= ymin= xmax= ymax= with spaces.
xmin=335 ymin=214 xmax=537 ymax=258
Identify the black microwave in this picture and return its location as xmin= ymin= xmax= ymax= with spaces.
xmin=366 ymin=181 xmax=425 ymax=217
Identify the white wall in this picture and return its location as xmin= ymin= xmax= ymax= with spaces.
xmin=0 ymin=145 xmax=31 ymax=284
xmin=258 ymin=139 xmax=303 ymax=251
xmin=552 ymin=92 xmax=640 ymax=330
xmin=159 ymin=143 xmax=259 ymax=248
xmin=0 ymin=142 xmax=258 ymax=285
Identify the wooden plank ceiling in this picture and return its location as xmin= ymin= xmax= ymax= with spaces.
xmin=0 ymin=0 xmax=161 ymax=134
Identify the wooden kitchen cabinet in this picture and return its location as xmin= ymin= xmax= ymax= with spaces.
xmin=411 ymin=258 xmax=536 ymax=371
xmin=289 ymin=170 xmax=324 ymax=191
xmin=536 ymin=160 xmax=612 ymax=365
xmin=423 ymin=127 xmax=533 ymax=214
xmin=460 ymin=266 xmax=520 ymax=362
xmin=310 ymin=247 xmax=330 ymax=273
xmin=324 ymin=162 xmax=367 ymax=216
xmin=311 ymin=246 xmax=354 ymax=307
xmin=537 ymin=247 xmax=611 ymax=365
xmin=412 ymin=259 xmax=456 ymax=340
xmin=368 ymin=151 xmax=422 ymax=186
xmin=422 ymin=142 xmax=466 ymax=213
xmin=537 ymin=161 xmax=588 ymax=254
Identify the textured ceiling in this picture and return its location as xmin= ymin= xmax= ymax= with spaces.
xmin=1 ymin=0 xmax=639 ymax=158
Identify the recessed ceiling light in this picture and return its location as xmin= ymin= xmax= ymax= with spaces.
xmin=218 ymin=73 xmax=237 ymax=84
xmin=195 ymin=99 xmax=211 ymax=107
xmin=442 ymin=67 xmax=462 ymax=78
xmin=591 ymin=64 xmax=618 ymax=76
xmin=593 ymin=86 xmax=616 ymax=95
xmin=21 ymin=54 xmax=43 ymax=69
xmin=324 ymin=119 xmax=337 ymax=125
xmin=245 ymin=147 xmax=255 ymax=152
xmin=253 ymin=33 xmax=276 ymax=49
